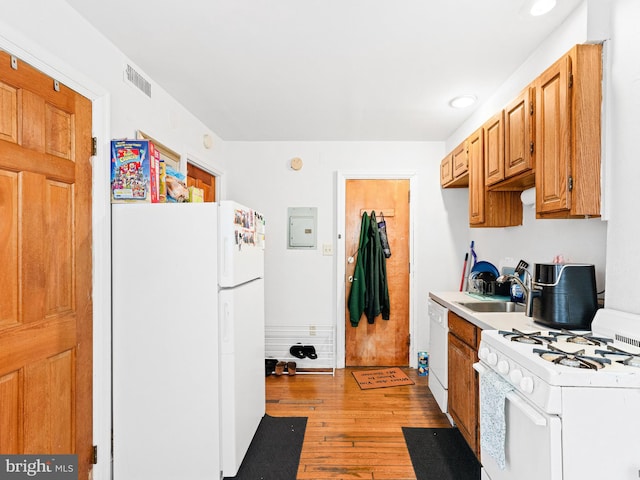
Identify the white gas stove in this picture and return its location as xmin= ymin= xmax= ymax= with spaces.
xmin=475 ymin=308 xmax=640 ymax=480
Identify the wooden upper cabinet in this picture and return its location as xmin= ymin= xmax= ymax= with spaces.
xmin=440 ymin=141 xmax=468 ymax=188
xmin=469 ymin=120 xmax=522 ymax=228
xmin=484 ymin=110 xmax=505 ymax=186
xmin=535 ymin=44 xmax=602 ymax=218
xmin=452 ymin=141 xmax=468 ymax=179
xmin=504 ymin=86 xmax=535 ymax=184
xmin=468 ymin=127 xmax=485 ymax=225
xmin=440 ymin=152 xmax=453 ymax=186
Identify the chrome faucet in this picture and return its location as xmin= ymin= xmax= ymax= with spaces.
xmin=496 ymin=270 xmax=539 ymax=317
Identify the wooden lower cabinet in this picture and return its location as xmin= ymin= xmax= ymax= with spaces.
xmin=448 ymin=312 xmax=480 ymax=459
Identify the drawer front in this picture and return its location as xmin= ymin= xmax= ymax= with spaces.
xmin=448 ymin=312 xmax=477 ymax=347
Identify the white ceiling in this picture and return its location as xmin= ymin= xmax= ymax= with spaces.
xmin=64 ymin=0 xmax=582 ymax=141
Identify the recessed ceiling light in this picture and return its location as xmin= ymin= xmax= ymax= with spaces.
xmin=449 ymin=95 xmax=477 ymax=109
xmin=530 ymin=0 xmax=556 ymax=16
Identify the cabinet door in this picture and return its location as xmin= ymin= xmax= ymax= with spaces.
xmin=452 ymin=141 xmax=468 ymax=179
xmin=484 ymin=111 xmax=505 ymax=186
xmin=440 ymin=153 xmax=453 ymax=186
xmin=468 ymin=127 xmax=485 ymax=225
xmin=535 ymin=54 xmax=571 ymax=214
xmin=505 ymin=86 xmax=534 ymax=179
xmin=448 ymin=332 xmax=479 ymax=456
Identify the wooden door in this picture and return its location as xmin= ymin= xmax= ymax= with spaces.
xmin=448 ymin=333 xmax=478 ymax=455
xmin=440 ymin=153 xmax=453 ymax=186
xmin=468 ymin=127 xmax=485 ymax=225
xmin=345 ymin=179 xmax=410 ymax=366
xmin=0 ymin=52 xmax=93 ymax=477
xmin=484 ymin=110 xmax=505 ymax=186
xmin=452 ymin=141 xmax=468 ymax=179
xmin=187 ymin=163 xmax=216 ymax=202
xmin=535 ymin=53 xmax=571 ymax=215
xmin=505 ymin=86 xmax=534 ymax=179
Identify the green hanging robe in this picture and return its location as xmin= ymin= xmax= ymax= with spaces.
xmin=348 ymin=211 xmax=391 ymax=327
xmin=364 ymin=212 xmax=390 ymax=324
xmin=348 ymin=212 xmax=370 ymax=327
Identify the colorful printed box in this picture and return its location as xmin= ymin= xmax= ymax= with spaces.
xmin=110 ymin=140 xmax=159 ymax=203
xmin=418 ymin=351 xmax=429 ymax=376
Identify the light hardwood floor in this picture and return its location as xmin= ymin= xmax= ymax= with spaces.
xmin=266 ymin=367 xmax=451 ymax=480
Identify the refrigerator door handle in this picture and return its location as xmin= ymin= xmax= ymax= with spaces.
xmin=222 ymin=301 xmax=231 ymax=346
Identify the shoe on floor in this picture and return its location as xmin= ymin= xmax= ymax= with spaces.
xmin=287 ymin=361 xmax=297 ymax=375
xmin=275 ymin=361 xmax=286 ymax=376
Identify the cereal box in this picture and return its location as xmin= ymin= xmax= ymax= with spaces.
xmin=110 ymin=140 xmax=159 ymax=203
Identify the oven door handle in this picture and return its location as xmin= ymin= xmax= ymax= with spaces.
xmin=474 ymin=362 xmax=548 ymax=427
xmin=505 ymin=391 xmax=547 ymax=427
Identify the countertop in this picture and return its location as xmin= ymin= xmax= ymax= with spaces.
xmin=429 ymin=291 xmax=541 ymax=331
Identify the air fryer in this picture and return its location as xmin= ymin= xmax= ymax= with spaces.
xmin=531 ymin=263 xmax=599 ymax=329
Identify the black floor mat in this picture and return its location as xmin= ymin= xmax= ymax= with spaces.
xmin=402 ymin=427 xmax=481 ymax=480
xmin=224 ymin=414 xmax=307 ymax=480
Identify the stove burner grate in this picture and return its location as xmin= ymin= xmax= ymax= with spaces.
xmin=533 ymin=344 xmax=612 ymax=370
xmin=549 ymin=329 xmax=613 ymax=346
xmin=595 ymin=345 xmax=640 ymax=368
xmin=499 ymin=329 xmax=556 ymax=345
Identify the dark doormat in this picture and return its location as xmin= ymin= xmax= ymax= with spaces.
xmin=402 ymin=427 xmax=481 ymax=480
xmin=224 ymin=414 xmax=307 ymax=480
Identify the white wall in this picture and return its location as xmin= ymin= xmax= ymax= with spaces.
xmin=603 ymin=0 xmax=640 ymax=313
xmin=221 ymin=142 xmax=469 ymax=358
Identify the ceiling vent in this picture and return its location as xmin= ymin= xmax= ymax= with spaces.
xmin=123 ymin=64 xmax=152 ymax=98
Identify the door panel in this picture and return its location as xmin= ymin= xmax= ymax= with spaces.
xmin=345 ymin=179 xmax=410 ymax=366
xmin=0 ymin=52 xmax=93 ymax=478
xmin=187 ymin=163 xmax=216 ymax=202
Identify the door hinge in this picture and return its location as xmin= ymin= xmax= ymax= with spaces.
xmin=92 ymin=445 xmax=98 ymax=464
xmin=530 ymin=141 xmax=534 ymax=155
xmin=408 ymin=189 xmax=410 ymax=203
xmin=568 ymin=176 xmax=574 ymax=191
xmin=568 ymin=73 xmax=574 ymax=89
xmin=92 ymin=137 xmax=98 ymax=156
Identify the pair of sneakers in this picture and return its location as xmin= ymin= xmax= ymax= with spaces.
xmin=289 ymin=343 xmax=318 ymax=360
xmin=275 ymin=361 xmax=296 ymax=376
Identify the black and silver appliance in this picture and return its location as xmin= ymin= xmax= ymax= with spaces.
xmin=531 ymin=263 xmax=598 ymax=329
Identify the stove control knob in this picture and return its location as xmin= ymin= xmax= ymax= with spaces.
xmin=510 ymin=369 xmax=523 ymax=384
xmin=497 ymin=360 xmax=510 ymax=375
xmin=479 ymin=347 xmax=490 ymax=360
xmin=487 ymin=352 xmax=498 ymax=366
xmin=520 ymin=376 xmax=534 ymax=394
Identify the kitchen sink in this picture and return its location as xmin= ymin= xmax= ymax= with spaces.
xmin=456 ymin=301 xmax=525 ymax=313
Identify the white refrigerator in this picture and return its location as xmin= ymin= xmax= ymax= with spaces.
xmin=218 ymin=200 xmax=266 ymax=477
xmin=112 ymin=201 xmax=266 ymax=480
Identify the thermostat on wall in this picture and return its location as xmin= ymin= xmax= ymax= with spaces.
xmin=288 ymin=207 xmax=317 ymax=249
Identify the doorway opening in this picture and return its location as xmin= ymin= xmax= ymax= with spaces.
xmin=336 ymin=172 xmax=416 ymax=368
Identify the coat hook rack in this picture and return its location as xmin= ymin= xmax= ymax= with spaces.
xmin=359 ymin=208 xmax=395 ymax=217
